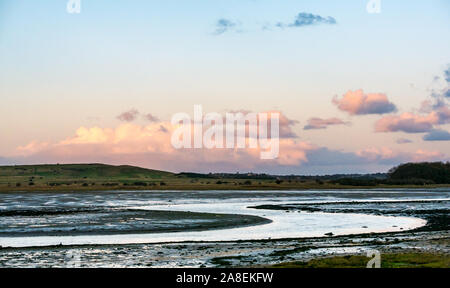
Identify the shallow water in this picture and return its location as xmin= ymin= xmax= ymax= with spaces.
xmin=0 ymin=189 xmax=448 ymax=248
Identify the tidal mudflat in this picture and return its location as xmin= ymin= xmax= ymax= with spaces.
xmin=0 ymin=189 xmax=448 ymax=267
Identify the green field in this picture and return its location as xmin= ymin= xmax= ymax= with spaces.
xmin=0 ymin=163 xmax=449 ymax=192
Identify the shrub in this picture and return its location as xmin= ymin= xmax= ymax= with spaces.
xmin=133 ymin=182 xmax=148 ymax=186
xmin=315 ymin=179 xmax=324 ymax=185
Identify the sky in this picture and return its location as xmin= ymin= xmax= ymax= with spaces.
xmin=1 ymin=0 xmax=450 ymax=174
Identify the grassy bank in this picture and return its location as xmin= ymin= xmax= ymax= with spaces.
xmin=272 ymin=252 xmax=450 ymax=268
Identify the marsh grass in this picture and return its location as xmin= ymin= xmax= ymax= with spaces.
xmin=272 ymin=252 xmax=450 ymax=268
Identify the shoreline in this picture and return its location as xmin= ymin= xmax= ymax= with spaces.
xmin=0 ymin=189 xmax=447 ymax=267
xmin=1 ymin=225 xmax=447 ymax=268
xmin=1 ymin=184 xmax=450 ymax=193
xmin=0 ymin=222 xmax=431 ymax=251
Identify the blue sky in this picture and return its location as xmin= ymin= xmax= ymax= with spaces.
xmin=1 ymin=0 xmax=449 ymax=174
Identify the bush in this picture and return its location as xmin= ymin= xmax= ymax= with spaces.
xmin=133 ymin=182 xmax=148 ymax=186
xmin=102 ymin=183 xmax=119 ymax=186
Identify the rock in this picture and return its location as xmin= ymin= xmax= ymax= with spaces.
xmin=325 ymin=232 xmax=334 ymax=236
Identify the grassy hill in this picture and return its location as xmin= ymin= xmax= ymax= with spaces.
xmin=0 ymin=163 xmax=178 ymax=190
xmin=0 ymin=163 xmax=174 ymax=178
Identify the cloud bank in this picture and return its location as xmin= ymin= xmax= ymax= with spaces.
xmin=5 ymin=120 xmax=446 ymax=174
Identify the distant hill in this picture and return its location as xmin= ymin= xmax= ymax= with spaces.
xmin=0 ymin=163 xmax=174 ymax=178
xmin=388 ymin=162 xmax=450 ymax=184
xmin=0 ymin=163 xmax=178 ymax=190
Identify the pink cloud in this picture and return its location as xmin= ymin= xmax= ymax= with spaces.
xmin=333 ymin=89 xmax=397 ymax=115
xmin=15 ymin=141 xmax=50 ymax=156
xmin=356 ymin=147 xmax=397 ymax=161
xmin=8 ymin=120 xmax=447 ymax=173
xmin=411 ymin=150 xmax=445 ymax=162
xmin=304 ymin=117 xmax=349 ymax=130
xmin=375 ymin=106 xmax=450 ymax=133
xmin=375 ymin=113 xmax=436 ymax=133
xmin=10 ymin=122 xmax=313 ymax=172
